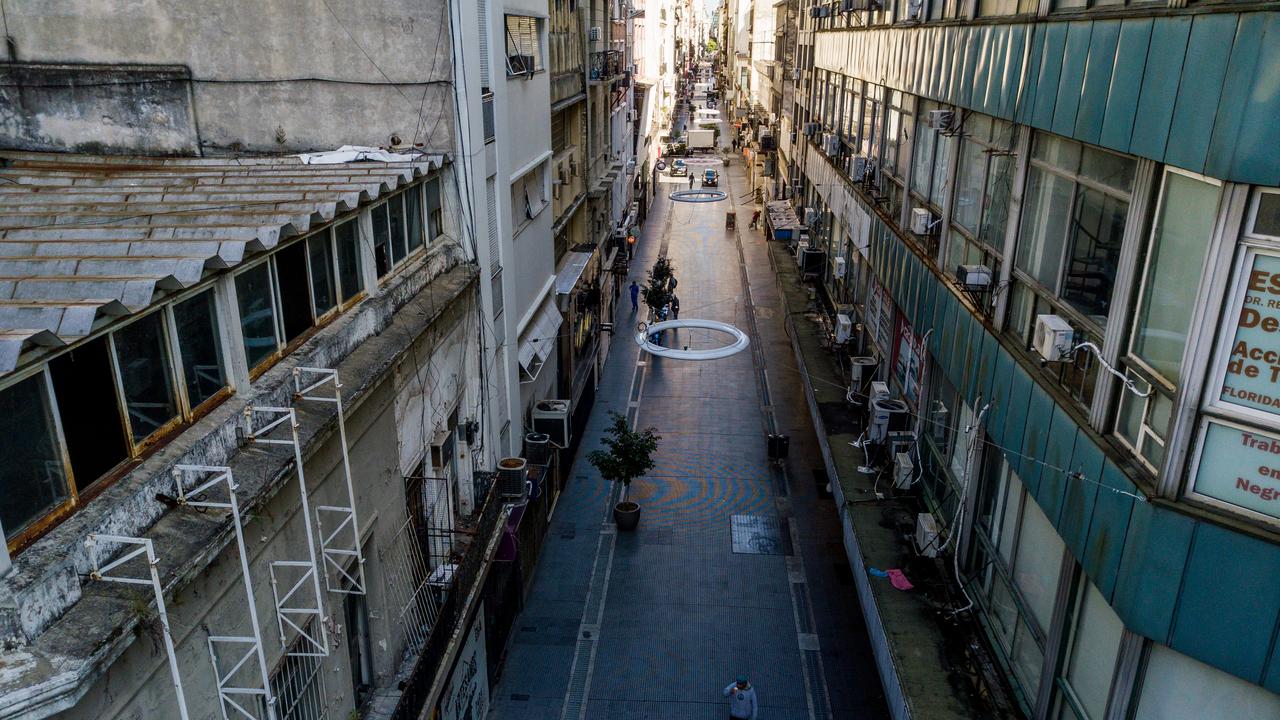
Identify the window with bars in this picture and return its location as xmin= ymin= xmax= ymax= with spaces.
xmin=268 ymin=625 xmax=329 ymax=720
xmin=505 ymin=15 xmax=543 ymax=75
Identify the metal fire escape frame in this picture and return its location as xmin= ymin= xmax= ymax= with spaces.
xmin=84 ymin=534 xmax=191 ymax=720
xmin=173 ymin=464 xmax=278 ymax=720
xmin=292 ymin=366 xmax=367 ymax=595
xmin=243 ymin=405 xmax=331 ymax=658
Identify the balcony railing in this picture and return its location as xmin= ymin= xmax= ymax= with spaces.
xmin=589 ymin=50 xmax=623 ymax=82
xmin=390 ymin=475 xmax=505 ymax=720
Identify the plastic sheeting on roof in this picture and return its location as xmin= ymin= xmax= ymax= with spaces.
xmin=517 ymin=300 xmax=563 ymax=372
xmin=298 ymin=145 xmax=425 ymax=165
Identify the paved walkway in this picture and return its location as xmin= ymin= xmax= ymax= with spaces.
xmin=488 ymin=156 xmax=888 ymax=720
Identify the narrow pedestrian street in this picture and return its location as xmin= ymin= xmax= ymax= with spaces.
xmin=487 ymin=152 xmax=890 ymax=719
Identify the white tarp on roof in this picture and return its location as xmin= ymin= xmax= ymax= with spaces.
xmin=517 ymin=299 xmax=563 ymax=372
xmin=298 ymin=145 xmax=424 ymax=165
xmin=554 ymin=251 xmax=594 ymax=295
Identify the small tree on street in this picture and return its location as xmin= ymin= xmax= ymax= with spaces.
xmin=641 ymin=256 xmax=675 ymax=315
xmin=587 ymin=412 xmax=660 ymax=499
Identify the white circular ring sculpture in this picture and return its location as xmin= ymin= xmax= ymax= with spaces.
xmin=634 ymin=319 xmax=750 ymax=360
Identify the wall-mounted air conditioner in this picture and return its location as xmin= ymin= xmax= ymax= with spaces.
xmin=849 ymin=155 xmax=867 ymax=180
xmin=532 ymin=399 xmax=571 ymax=447
xmin=870 ymin=381 xmax=891 ymax=403
xmin=835 ymin=313 xmax=853 ymax=343
xmin=893 ymin=453 xmax=914 ymax=490
xmin=851 ymin=356 xmax=877 ymax=395
xmin=956 ymin=264 xmax=992 ymax=288
xmin=915 ymin=513 xmax=940 ymax=558
xmin=1033 ymin=315 xmax=1075 ymax=362
xmin=910 ymin=207 xmax=934 ymax=235
xmin=833 ymin=255 xmax=847 ymax=279
xmin=926 ymin=109 xmax=956 ymax=131
xmin=803 ymin=206 xmax=817 ymax=226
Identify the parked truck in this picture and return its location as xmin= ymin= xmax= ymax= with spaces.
xmin=687 ymin=128 xmax=716 ymax=152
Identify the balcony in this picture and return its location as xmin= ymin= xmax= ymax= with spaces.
xmin=589 ymin=50 xmax=623 ymax=83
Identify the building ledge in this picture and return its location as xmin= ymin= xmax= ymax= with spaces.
xmin=0 ymin=255 xmax=478 ymax=719
xmin=769 ymin=239 xmax=1017 ymax=719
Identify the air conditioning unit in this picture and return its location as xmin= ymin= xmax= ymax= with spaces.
xmin=798 ymin=246 xmax=826 ymax=275
xmin=926 ymin=109 xmax=956 ymax=131
xmin=870 ymin=380 xmax=891 ymax=403
xmin=893 ymin=452 xmax=914 ymax=489
xmin=589 ymin=26 xmax=602 ymax=41
xmin=915 ymin=513 xmax=941 ymax=558
xmin=910 ymin=207 xmax=934 ymax=235
xmin=552 ymin=182 xmax=561 ymax=199
xmin=1033 ymin=315 xmax=1075 ymax=362
xmin=906 ymin=0 xmax=925 ymax=18
xmin=532 ymin=399 xmax=571 ymax=447
xmin=850 ymin=356 xmax=877 ymax=395
xmin=792 ymin=67 xmax=801 ymax=80
xmin=835 ymin=313 xmax=853 ymax=343
xmin=833 ymin=255 xmax=847 ymax=279
xmin=523 ymin=432 xmax=552 ymax=466
xmin=849 ymin=155 xmax=867 ymax=180
xmin=868 ymin=398 xmax=908 ymax=444
xmin=496 ymin=457 xmax=529 ymax=502
xmin=956 ymin=264 xmax=992 ymax=289
xmin=803 ymin=206 xmax=817 ymax=225
xmin=804 ymin=122 xmax=820 ymax=136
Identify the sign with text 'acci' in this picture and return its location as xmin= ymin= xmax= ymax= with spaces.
xmin=1192 ymin=420 xmax=1280 ymax=522
xmin=1218 ymin=251 xmax=1280 ymax=416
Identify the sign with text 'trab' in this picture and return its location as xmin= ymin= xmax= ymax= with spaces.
xmin=1192 ymin=420 xmax=1280 ymax=522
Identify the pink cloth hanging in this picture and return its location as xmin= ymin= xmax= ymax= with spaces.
xmin=886 ymin=568 xmax=914 ymax=591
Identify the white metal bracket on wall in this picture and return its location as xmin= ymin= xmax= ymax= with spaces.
xmin=293 ymin=366 xmax=367 ymax=595
xmin=172 ymin=465 xmax=278 ymax=720
xmin=243 ymin=406 xmax=331 ymax=656
xmin=84 ymin=534 xmax=191 ymax=720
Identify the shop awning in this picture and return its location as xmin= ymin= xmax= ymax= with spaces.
xmin=517 ymin=299 xmax=563 ymax=373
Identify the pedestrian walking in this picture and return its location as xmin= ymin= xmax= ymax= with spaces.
xmin=750 ymin=209 xmax=761 ymax=229
xmin=688 ymin=174 xmax=696 ymax=190
xmin=722 ymin=676 xmax=758 ymax=720
xmin=671 ymin=295 xmax=680 ymax=320
xmin=629 ymin=281 xmax=640 ymax=313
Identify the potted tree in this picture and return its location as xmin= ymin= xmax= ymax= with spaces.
xmin=587 ymin=412 xmax=660 ymax=531
xmin=640 ymin=256 xmax=675 ymax=320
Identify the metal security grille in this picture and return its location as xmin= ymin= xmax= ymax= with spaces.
xmin=268 ymin=627 xmax=329 ymax=720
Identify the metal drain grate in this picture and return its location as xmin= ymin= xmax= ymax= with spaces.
xmin=582 ymin=534 xmax=614 ymax=624
xmin=793 ymin=582 xmax=813 ymax=634
xmin=801 ymin=648 xmax=831 ymax=719
xmin=560 ymin=633 xmax=596 ymax=720
xmin=731 ymin=514 xmax=793 ymax=555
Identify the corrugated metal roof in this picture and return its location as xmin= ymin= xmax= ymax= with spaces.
xmin=0 ymin=151 xmax=443 ymax=376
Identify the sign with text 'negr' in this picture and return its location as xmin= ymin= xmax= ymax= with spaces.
xmin=1192 ymin=420 xmax=1280 ymax=522
xmin=1219 ymin=251 xmax=1280 ymax=416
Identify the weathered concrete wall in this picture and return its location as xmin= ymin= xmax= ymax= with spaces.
xmin=57 ymin=296 xmax=480 ymax=720
xmin=0 ymin=0 xmax=455 ymax=154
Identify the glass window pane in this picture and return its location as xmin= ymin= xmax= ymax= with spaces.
xmin=1062 ymin=188 xmax=1126 ymax=326
xmin=405 ymin=187 xmax=425 ymax=253
xmin=48 ymin=336 xmax=129 ymax=490
xmin=308 ymin=235 xmax=337 ymax=317
xmin=389 ymin=194 xmax=408 ymax=264
xmin=114 ymin=311 xmax=179 ymax=441
xmin=997 ymin=468 xmax=1023 ymax=563
xmin=981 ymin=154 xmax=1013 ymax=250
xmin=173 ymin=290 xmax=227 ymax=408
xmin=930 ymin=134 xmax=954 ymax=207
xmin=1116 ymin=385 xmax=1144 ymax=449
xmin=911 ymin=120 xmax=934 ymax=196
xmin=236 ymin=263 xmax=278 ymax=369
xmin=1017 ymin=167 xmax=1074 ymax=288
xmin=1135 ymin=644 xmax=1280 ymax=720
xmin=1012 ymin=495 xmax=1065 ymax=631
xmin=1131 ymin=173 xmax=1219 ymax=380
xmin=988 ymin=571 xmax=1019 ymax=654
xmin=1012 ymin=618 xmax=1046 ymax=700
xmin=1253 ymin=192 xmax=1280 ymax=237
xmin=1062 ymin=582 xmax=1123 ymax=720
xmin=1080 ymin=146 xmax=1136 ymax=194
xmin=1033 ymin=134 xmax=1082 ymax=170
xmin=372 ymin=204 xmax=392 ymax=277
xmin=954 ymin=139 xmax=986 ymax=233
xmin=0 ymin=374 xmax=69 ymax=540
xmin=335 ymin=221 xmax=362 ymax=301
xmin=426 ymin=178 xmax=443 ymax=240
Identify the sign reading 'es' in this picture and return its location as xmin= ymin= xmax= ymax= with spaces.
xmin=1220 ymin=252 xmax=1280 ymax=415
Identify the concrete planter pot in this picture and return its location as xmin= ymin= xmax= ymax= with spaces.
xmin=613 ymin=500 xmax=641 ymax=531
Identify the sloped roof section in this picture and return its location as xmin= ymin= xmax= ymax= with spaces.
xmin=0 ymin=150 xmax=443 ymax=376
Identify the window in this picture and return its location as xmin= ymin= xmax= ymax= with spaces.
xmin=505 ymin=15 xmax=543 ymax=75
xmin=0 ymin=373 xmax=70 ymax=542
xmin=1015 ymin=134 xmax=1136 ymax=329
xmin=910 ymin=106 xmax=954 ymax=211
xmin=372 ymin=187 xmax=428 ymax=279
xmin=1053 ymin=581 xmax=1123 ymax=720
xmin=48 ymin=336 xmax=130 ymax=490
xmin=113 ymin=311 xmax=180 ymax=441
xmin=236 ymin=262 xmax=279 ymax=371
xmin=334 ymin=220 xmax=363 ymax=302
xmin=511 ymin=163 xmax=548 ymax=230
xmin=425 ymin=177 xmax=443 ymax=241
xmin=269 ymin=625 xmax=330 ymax=720
xmin=172 ymin=289 xmax=228 ymax=409
xmin=978 ymin=0 xmax=1037 ymax=13
xmin=1133 ymin=643 xmax=1280 ymax=720
xmin=308 ymin=235 xmax=337 ymax=318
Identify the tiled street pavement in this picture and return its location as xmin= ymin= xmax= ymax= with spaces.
xmin=488 ymin=156 xmax=888 ymax=720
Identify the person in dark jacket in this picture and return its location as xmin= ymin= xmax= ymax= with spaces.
xmin=671 ymin=295 xmax=681 ymax=320
xmin=629 ymin=281 xmax=640 ymax=312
